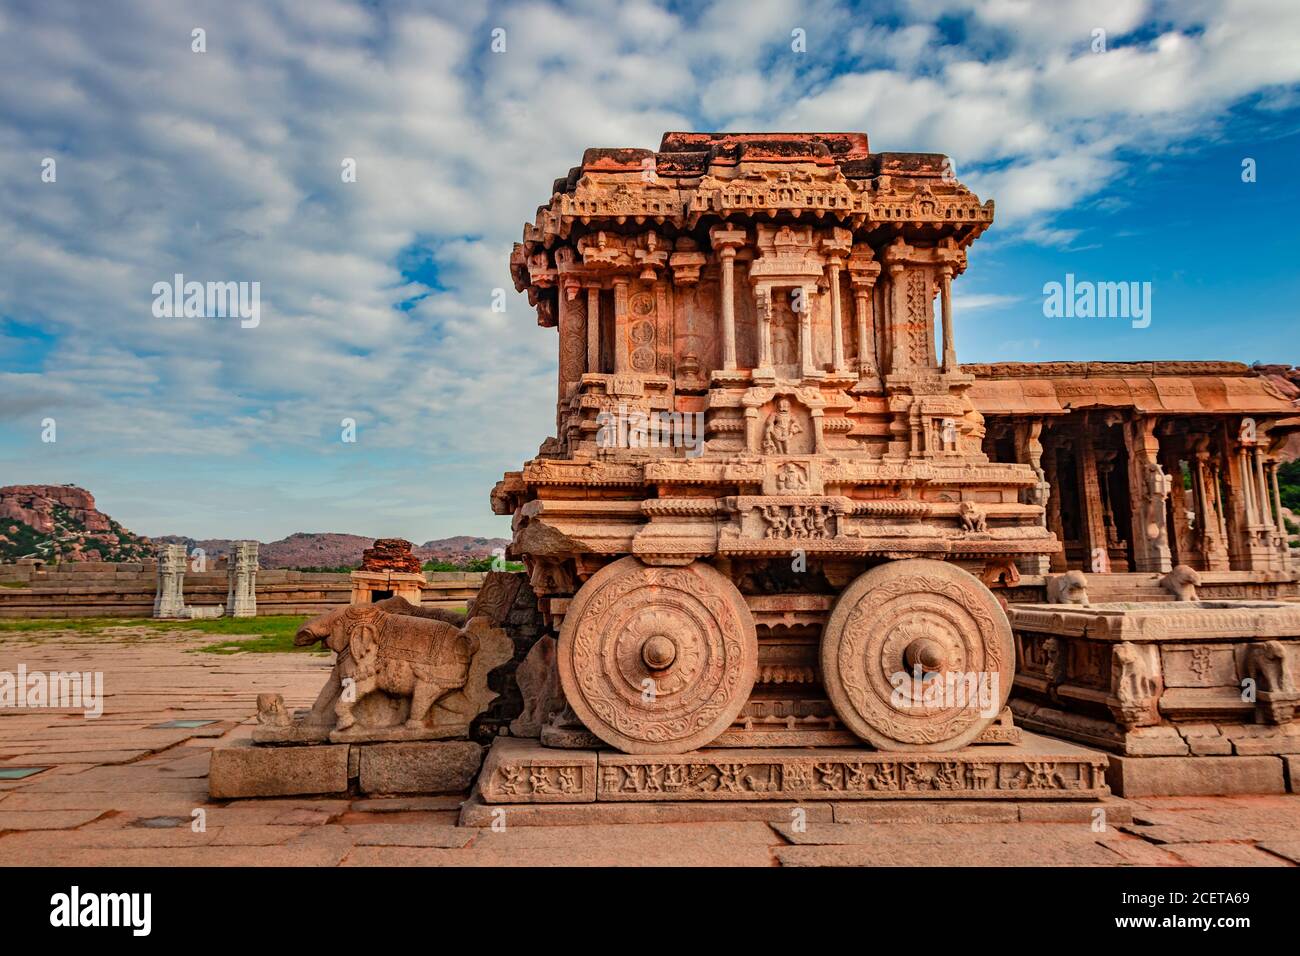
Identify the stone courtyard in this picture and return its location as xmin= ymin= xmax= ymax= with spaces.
xmin=1 ymin=626 xmax=1298 ymax=867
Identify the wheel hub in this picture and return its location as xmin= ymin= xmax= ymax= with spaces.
xmin=640 ymin=634 xmax=677 ymax=670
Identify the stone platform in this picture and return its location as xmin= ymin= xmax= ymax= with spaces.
xmin=475 ymin=733 xmax=1109 ymax=806
xmin=209 ymin=739 xmax=483 ymax=799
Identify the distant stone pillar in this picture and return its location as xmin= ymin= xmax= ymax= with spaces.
xmin=225 ymin=541 xmax=258 ymax=618
xmin=154 ymin=543 xmax=187 ymax=618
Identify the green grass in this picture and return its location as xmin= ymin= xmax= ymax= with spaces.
xmin=0 ymin=614 xmax=323 ymax=654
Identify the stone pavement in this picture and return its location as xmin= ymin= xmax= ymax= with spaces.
xmin=1 ymin=627 xmax=1298 ymax=867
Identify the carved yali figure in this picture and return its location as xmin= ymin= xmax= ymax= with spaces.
xmin=292 ymin=602 xmax=512 ymax=741
xmin=820 ymin=559 xmax=1014 ymax=751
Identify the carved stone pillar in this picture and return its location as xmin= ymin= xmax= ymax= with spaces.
xmin=612 ymin=279 xmax=629 ymax=374
xmin=1079 ymin=429 xmax=1110 ymax=572
xmin=798 ymin=284 xmax=816 ymax=379
xmin=828 ymin=260 xmax=844 ymax=371
xmin=710 ymin=225 xmax=746 ymax=372
xmin=755 ymin=286 xmax=773 ymax=374
xmin=586 ymin=285 xmax=601 ymax=373
xmin=848 ymin=246 xmax=882 ymax=391
xmin=1124 ymin=416 xmax=1172 ymax=573
xmin=887 ymin=262 xmax=909 ymax=374
xmin=1191 ymin=441 xmax=1230 ymax=571
xmin=1043 ymin=444 xmax=1068 ymax=573
xmin=939 ymin=264 xmax=956 ymax=372
xmin=1268 ymin=459 xmax=1287 ymax=535
xmin=821 ymin=227 xmax=851 ymax=374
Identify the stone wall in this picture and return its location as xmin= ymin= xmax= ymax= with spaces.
xmin=0 ymin=561 xmax=485 ymax=619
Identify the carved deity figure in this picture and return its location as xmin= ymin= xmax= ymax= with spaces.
xmin=763 ymin=399 xmax=803 ymax=454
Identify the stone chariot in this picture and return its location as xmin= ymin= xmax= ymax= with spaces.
xmin=494 ymin=132 xmax=1062 ymax=760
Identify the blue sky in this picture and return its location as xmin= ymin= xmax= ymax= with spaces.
xmin=1 ymin=0 xmax=1297 ymax=541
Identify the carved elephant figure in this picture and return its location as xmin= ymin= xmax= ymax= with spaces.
xmin=1046 ymin=570 xmax=1089 ymax=605
xmin=1160 ymin=565 xmax=1201 ymax=602
xmin=294 ymin=603 xmax=485 ymax=732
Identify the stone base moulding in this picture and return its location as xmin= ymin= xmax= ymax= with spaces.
xmin=208 ymin=739 xmax=483 ymax=799
xmin=475 ymin=734 xmax=1109 ymax=805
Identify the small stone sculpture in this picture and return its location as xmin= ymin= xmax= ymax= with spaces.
xmin=1110 ymin=642 xmax=1159 ymax=728
xmin=1046 ymin=570 xmax=1089 ymax=605
xmin=1160 ymin=564 xmax=1201 ymax=602
xmin=958 ymin=500 xmax=987 ymax=533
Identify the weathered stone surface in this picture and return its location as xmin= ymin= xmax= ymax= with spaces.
xmin=458 ymin=793 xmax=833 ymax=827
xmin=832 ymin=802 xmax=1016 ymax=823
xmin=208 ymin=741 xmax=349 ymax=799
xmin=1105 ymin=754 xmax=1286 ymax=797
xmin=356 ymin=741 xmax=483 ymax=795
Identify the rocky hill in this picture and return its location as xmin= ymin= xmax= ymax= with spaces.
xmin=0 ymin=485 xmax=153 ymax=563
xmin=1 ymin=484 xmax=508 ymax=569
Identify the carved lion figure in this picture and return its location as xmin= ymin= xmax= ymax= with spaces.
xmin=294 ymin=603 xmax=499 ymax=732
xmin=958 ymin=500 xmax=987 ymax=533
xmin=1046 ymin=570 xmax=1089 ymax=605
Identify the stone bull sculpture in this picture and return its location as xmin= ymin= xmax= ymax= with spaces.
xmin=257 ymin=596 xmax=512 ymax=744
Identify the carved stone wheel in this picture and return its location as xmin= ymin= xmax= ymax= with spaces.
xmin=557 ymin=556 xmax=758 ymax=754
xmin=820 ymin=559 xmax=1013 ymax=752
